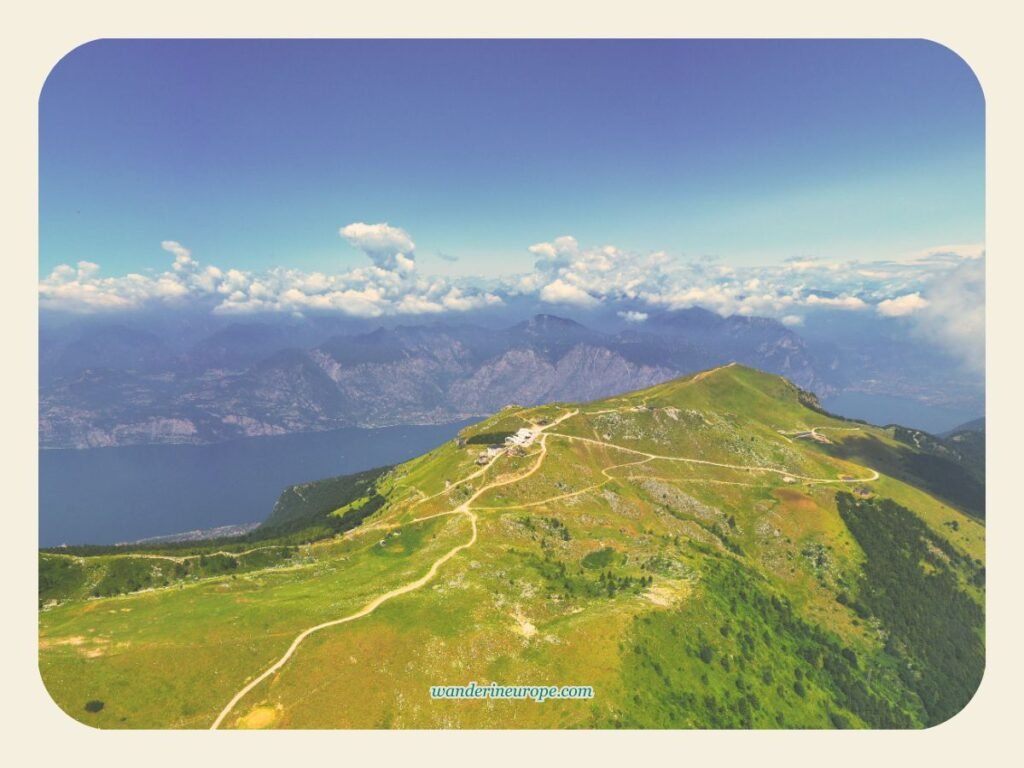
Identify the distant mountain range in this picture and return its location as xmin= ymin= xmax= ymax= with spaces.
xmin=38 ymin=308 xmax=979 ymax=449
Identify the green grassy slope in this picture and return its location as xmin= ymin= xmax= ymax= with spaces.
xmin=39 ymin=363 xmax=984 ymax=729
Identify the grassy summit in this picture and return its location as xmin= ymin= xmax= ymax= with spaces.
xmin=38 ymin=364 xmax=984 ymax=729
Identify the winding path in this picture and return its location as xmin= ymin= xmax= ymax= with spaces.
xmin=210 ymin=409 xmax=575 ymax=729
xmin=545 ymin=432 xmax=880 ymax=484
xmin=210 ymin=402 xmax=877 ymax=728
xmin=209 ymin=508 xmax=478 ymax=729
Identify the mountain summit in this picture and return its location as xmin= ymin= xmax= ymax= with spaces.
xmin=40 ymin=365 xmax=984 ymax=729
xmin=518 ymin=313 xmax=589 ymax=334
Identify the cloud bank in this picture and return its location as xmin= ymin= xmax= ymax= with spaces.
xmin=40 ymin=227 xmax=502 ymax=318
xmin=908 ymin=258 xmax=985 ymax=372
xmin=515 ymin=234 xmax=980 ymax=326
xmin=39 ymin=224 xmax=983 ymax=368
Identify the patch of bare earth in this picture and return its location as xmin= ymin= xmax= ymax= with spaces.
xmin=643 ymin=580 xmax=692 ymax=608
xmin=511 ymin=610 xmax=537 ymax=638
xmin=236 ymin=704 xmax=282 ymax=729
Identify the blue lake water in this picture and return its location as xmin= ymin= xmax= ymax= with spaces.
xmin=820 ymin=392 xmax=983 ymax=435
xmin=39 ymin=420 xmax=477 ymax=547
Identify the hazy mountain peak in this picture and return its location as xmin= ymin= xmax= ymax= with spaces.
xmin=519 ymin=314 xmax=588 ymax=333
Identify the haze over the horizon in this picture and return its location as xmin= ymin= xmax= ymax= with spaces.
xmin=39 ymin=39 xmax=985 ymax=370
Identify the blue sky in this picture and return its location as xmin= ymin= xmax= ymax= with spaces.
xmin=37 ymin=39 xmax=986 ymax=372
xmin=41 ymin=39 xmax=983 ymax=278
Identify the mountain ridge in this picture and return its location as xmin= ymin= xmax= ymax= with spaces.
xmin=40 ymin=364 xmax=984 ymax=729
xmin=40 ymin=312 xmax=831 ymax=449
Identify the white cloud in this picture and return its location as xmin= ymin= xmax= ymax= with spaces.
xmin=539 ymin=278 xmax=599 ymax=307
xmin=804 ymin=294 xmax=868 ymax=310
xmin=784 ymin=257 xmax=837 ymax=273
xmin=340 ymin=222 xmax=416 ymax=272
xmin=617 ymin=310 xmax=648 ymax=323
xmin=77 ymin=261 xmax=101 ymax=279
xmin=910 ymin=242 xmax=985 ymax=263
xmin=440 ymin=286 xmax=503 ymax=312
xmin=527 ymin=242 xmax=556 ymax=261
xmin=162 ymin=240 xmax=194 ymax=270
xmin=39 ymin=260 xmax=189 ymax=312
xmin=781 ymin=315 xmax=803 ymax=326
xmin=530 ymin=235 xmax=578 ymax=259
xmin=396 ymin=294 xmax=444 ymax=314
xmin=876 ymin=292 xmax=930 ymax=317
xmin=909 ymin=259 xmax=985 ymax=372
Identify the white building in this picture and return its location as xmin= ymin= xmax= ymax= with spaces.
xmin=505 ymin=428 xmax=536 ymax=448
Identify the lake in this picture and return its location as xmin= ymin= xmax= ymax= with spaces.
xmin=39 ymin=420 xmax=478 ymax=547
xmin=820 ymin=391 xmax=983 ymax=435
